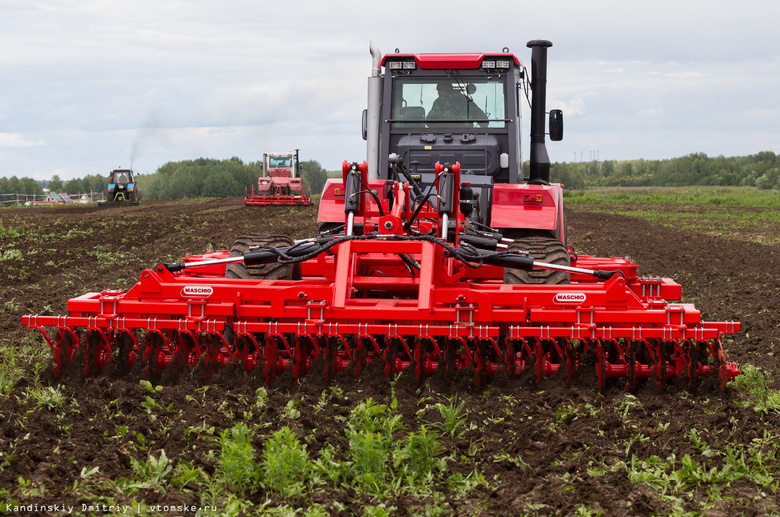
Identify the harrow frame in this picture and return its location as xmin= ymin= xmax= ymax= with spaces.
xmin=22 ymin=169 xmax=740 ymax=390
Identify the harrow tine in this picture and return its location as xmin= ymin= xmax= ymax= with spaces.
xmin=562 ymin=338 xmax=575 ymax=384
xmin=501 ymin=335 xmax=515 ymax=378
xmin=263 ymin=334 xmax=279 ymax=383
xmin=443 ymin=338 xmax=458 ymax=381
xmin=626 ymin=339 xmax=638 ymax=393
xmin=595 ymin=339 xmax=607 ymax=393
xmin=686 ymin=339 xmax=699 ymax=391
xmin=655 ymin=340 xmax=669 ymax=392
xmin=52 ymin=328 xmax=78 ymax=380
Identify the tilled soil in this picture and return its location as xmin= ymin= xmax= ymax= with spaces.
xmin=0 ymin=198 xmax=778 ymax=516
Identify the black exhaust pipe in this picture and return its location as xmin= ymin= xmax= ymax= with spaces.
xmin=527 ymin=40 xmax=552 ymax=184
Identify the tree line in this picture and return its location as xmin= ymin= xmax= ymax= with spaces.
xmin=1 ymin=151 xmax=778 ymax=201
xmin=136 ymin=157 xmax=331 ymax=200
xmin=0 ymin=157 xmax=332 ymax=201
xmin=550 ymin=151 xmax=780 ymax=190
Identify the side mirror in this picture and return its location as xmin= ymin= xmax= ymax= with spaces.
xmin=548 ymin=109 xmax=563 ymax=141
xmin=362 ymin=109 xmax=368 ymax=141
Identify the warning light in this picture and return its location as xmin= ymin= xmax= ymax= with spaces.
xmin=523 ymin=193 xmax=544 ymax=203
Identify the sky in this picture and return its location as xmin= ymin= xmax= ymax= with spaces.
xmin=1 ymin=0 xmax=779 ymax=181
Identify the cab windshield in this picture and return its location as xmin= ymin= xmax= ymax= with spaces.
xmin=392 ymin=78 xmax=506 ymax=129
xmin=268 ymin=157 xmax=293 ymax=168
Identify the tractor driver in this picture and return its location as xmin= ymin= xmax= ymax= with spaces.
xmin=426 ymin=81 xmax=488 ymax=128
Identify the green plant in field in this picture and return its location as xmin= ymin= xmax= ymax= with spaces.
xmin=255 ymin=386 xmax=269 ymax=408
xmin=555 ymin=404 xmax=578 ymax=424
xmin=64 ymin=227 xmax=94 ymax=238
xmin=1 ymin=339 xmax=50 ymax=395
xmin=362 ymin=504 xmax=398 ymax=517
xmin=0 ymin=345 xmax=19 ymax=395
xmin=349 ymin=397 xmax=401 ymax=434
xmin=493 ymin=452 xmax=531 ymax=469
xmin=0 ymin=249 xmax=22 ymax=261
xmin=3 ymin=298 xmax=19 ymax=313
xmin=347 ymin=426 xmax=391 ymax=494
xmin=282 ymin=399 xmax=301 ymax=420
xmin=614 ymin=394 xmax=643 ymax=420
xmin=26 ymin=384 xmax=65 ymax=411
xmin=217 ymin=422 xmax=259 ymax=497
xmin=395 ymin=426 xmax=444 ymax=484
xmin=130 ymin=449 xmax=173 ymax=489
xmin=141 ymin=395 xmax=160 ymax=414
xmin=731 ymin=364 xmax=780 ymax=413
xmin=433 ymin=395 xmax=469 ymax=439
xmin=624 ymin=429 xmax=780 ymax=511
xmin=261 ymin=426 xmax=310 ymax=498
xmin=0 ymin=220 xmax=24 ymax=238
xmin=87 ymin=244 xmax=126 ymax=269
xmin=17 ymin=476 xmax=47 ymax=498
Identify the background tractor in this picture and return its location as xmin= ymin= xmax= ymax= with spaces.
xmin=98 ymin=167 xmax=141 ymax=206
xmin=245 ymin=149 xmax=312 ymax=206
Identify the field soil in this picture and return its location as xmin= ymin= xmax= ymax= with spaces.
xmin=0 ymin=198 xmax=778 ymax=515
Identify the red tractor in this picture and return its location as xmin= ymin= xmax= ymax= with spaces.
xmin=22 ymin=41 xmax=740 ymax=391
xmin=244 ymin=149 xmax=311 ymax=206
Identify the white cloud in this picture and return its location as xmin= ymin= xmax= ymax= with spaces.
xmin=0 ymin=0 xmax=778 ymax=179
xmin=0 ymin=133 xmax=45 ymax=148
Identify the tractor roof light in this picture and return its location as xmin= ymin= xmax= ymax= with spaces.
xmin=388 ymin=60 xmax=416 ymax=70
xmin=482 ymin=60 xmax=496 ymax=69
xmin=496 ymin=60 xmax=511 ymax=69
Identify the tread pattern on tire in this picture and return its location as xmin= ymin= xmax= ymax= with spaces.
xmin=503 ymin=236 xmax=571 ymax=285
xmin=225 ymin=234 xmax=300 ymax=280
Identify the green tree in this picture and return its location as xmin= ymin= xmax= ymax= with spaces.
xmin=7 ymin=176 xmax=20 ymax=194
xmin=299 ymin=160 xmax=329 ymax=197
xmin=19 ymin=178 xmax=43 ymax=196
xmin=63 ymin=178 xmax=84 ymax=194
xmin=49 ymin=174 xmax=63 ymax=193
xmin=755 ymin=168 xmax=779 ymax=190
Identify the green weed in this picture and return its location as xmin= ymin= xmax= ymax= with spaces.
xmin=0 ymin=249 xmax=22 ymax=262
xmin=26 ymin=384 xmax=65 ymax=411
xmin=0 ymin=220 xmax=24 ymax=238
xmin=218 ymin=422 xmax=258 ymax=496
xmin=433 ymin=395 xmax=469 ymax=439
xmin=130 ymin=449 xmax=173 ymax=489
xmin=731 ymin=364 xmax=780 ymax=413
xmin=261 ymin=426 xmax=310 ymax=498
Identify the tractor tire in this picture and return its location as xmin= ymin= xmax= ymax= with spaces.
xmin=225 ymin=234 xmax=301 ymax=280
xmin=503 ymin=236 xmax=571 ymax=285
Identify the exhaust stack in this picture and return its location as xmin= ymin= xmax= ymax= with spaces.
xmin=527 ymin=40 xmax=552 ymax=184
xmin=366 ymin=41 xmax=383 ymax=180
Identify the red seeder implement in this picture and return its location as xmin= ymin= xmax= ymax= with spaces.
xmin=22 ymin=161 xmax=740 ymax=391
xmin=244 ymin=184 xmax=312 ymax=207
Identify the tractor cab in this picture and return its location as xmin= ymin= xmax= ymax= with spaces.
xmin=320 ymin=42 xmax=564 ymax=234
xmin=266 ymin=154 xmax=294 ymax=173
xmin=378 ymin=53 xmax=521 ymax=182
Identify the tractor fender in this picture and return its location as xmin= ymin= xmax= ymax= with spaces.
xmin=489 ymin=183 xmax=563 ymax=233
xmin=317 ymin=178 xmax=391 ymax=223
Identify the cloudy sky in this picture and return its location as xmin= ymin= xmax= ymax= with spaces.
xmin=1 ymin=0 xmax=778 ymax=181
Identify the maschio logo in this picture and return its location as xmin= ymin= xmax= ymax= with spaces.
xmin=181 ymin=286 xmax=214 ymax=297
xmin=554 ymin=293 xmax=586 ymax=304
